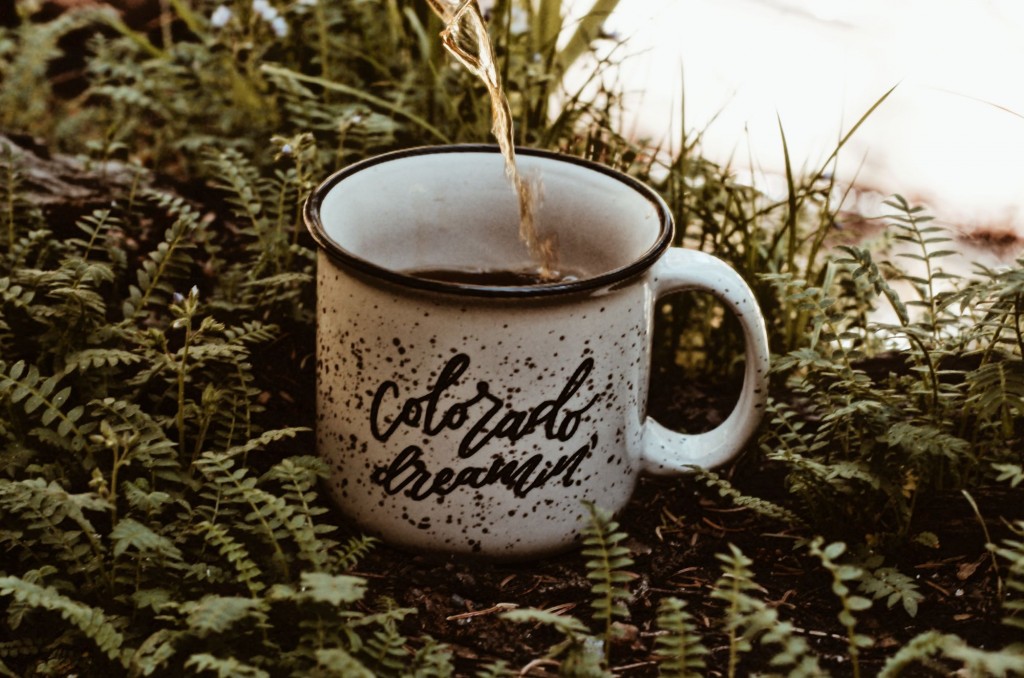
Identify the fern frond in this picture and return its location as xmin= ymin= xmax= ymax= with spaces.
xmin=125 ymin=627 xmax=179 ymax=677
xmin=0 ymin=576 xmax=129 ymax=666
xmin=967 ymin=360 xmax=1024 ymax=437
xmin=808 ymin=539 xmax=873 ymax=678
xmin=836 ymin=244 xmax=909 ymax=326
xmin=501 ymin=608 xmax=609 ymax=677
xmin=181 ymin=595 xmax=269 ymax=638
xmin=711 ymin=543 xmax=767 ymax=674
xmin=0 ymin=637 xmax=40 ymax=659
xmin=406 ymin=636 xmax=454 ymax=678
xmin=360 ymin=613 xmax=410 ymax=674
xmin=66 ymin=208 xmax=126 ymax=264
xmin=0 ymin=478 xmax=107 ymax=580
xmin=221 ymin=426 xmax=311 ymax=460
xmin=653 ymin=597 xmax=707 ymax=677
xmin=64 ymin=348 xmax=146 ymax=374
xmin=195 ymin=451 xmax=303 ymax=579
xmin=262 ymin=456 xmax=335 ymax=570
xmin=109 ymin=516 xmax=185 ymax=568
xmin=994 ymin=463 xmax=1024 ymax=488
xmin=0 ymin=360 xmax=90 ymax=450
xmin=882 ymin=421 xmax=971 ymax=479
xmin=694 ymin=467 xmax=808 ymax=528
xmin=0 ymin=13 xmax=85 ymax=133
xmin=581 ymin=501 xmax=635 ymax=662
xmin=993 ymin=521 xmax=1024 ymax=632
xmin=855 ymin=560 xmax=924 ymax=618
xmin=120 ymin=479 xmax=174 ymax=515
xmin=0 ymin=275 xmax=36 ymax=310
xmin=473 ymin=659 xmax=512 ymax=678
xmin=879 ymin=630 xmax=1024 ymax=677
xmin=711 ymin=543 xmax=828 ymax=677
xmin=313 ymin=648 xmax=374 ymax=678
xmin=193 ymin=519 xmax=266 ymax=597
xmin=298 ymin=572 xmax=367 ymax=606
xmin=884 ymin=196 xmax=959 ymax=325
xmin=203 ymin=147 xmax=289 ymax=276
xmin=222 ymin=320 xmax=281 ymax=346
xmin=185 ymin=653 xmax=270 ymax=678
xmin=121 ymin=207 xmax=200 ymax=321
xmin=89 ymin=397 xmax=183 ymax=484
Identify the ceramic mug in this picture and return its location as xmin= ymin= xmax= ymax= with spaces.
xmin=304 ymin=145 xmax=770 ymax=558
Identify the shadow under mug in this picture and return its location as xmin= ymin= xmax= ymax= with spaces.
xmin=304 ymin=145 xmax=770 ymax=559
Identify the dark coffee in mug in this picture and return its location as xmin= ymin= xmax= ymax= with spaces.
xmin=405 ymin=266 xmax=585 ymax=286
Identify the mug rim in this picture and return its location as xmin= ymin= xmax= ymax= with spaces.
xmin=303 ymin=144 xmax=674 ymax=298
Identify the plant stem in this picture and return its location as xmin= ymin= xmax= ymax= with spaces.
xmin=4 ymin=149 xmax=14 ymax=255
xmin=962 ymin=489 xmax=1003 ymax=598
xmin=178 ymin=320 xmax=192 ymax=464
xmin=316 ymin=0 xmax=331 ymax=80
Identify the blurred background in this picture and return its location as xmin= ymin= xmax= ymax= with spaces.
xmin=563 ymin=0 xmax=1024 ymax=258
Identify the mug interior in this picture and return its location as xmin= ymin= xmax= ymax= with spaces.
xmin=307 ymin=146 xmax=672 ymax=296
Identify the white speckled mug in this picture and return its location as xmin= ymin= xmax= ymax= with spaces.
xmin=304 ymin=145 xmax=770 ymax=559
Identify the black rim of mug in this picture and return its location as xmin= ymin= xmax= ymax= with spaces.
xmin=303 ymin=144 xmax=674 ymax=298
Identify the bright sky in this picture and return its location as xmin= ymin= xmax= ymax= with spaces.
xmin=562 ymin=0 xmax=1024 ymax=240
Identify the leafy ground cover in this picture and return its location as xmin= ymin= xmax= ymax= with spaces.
xmin=1 ymin=1 xmax=1023 ymax=675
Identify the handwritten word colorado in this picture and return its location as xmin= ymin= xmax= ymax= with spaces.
xmin=368 ymin=353 xmax=600 ymax=499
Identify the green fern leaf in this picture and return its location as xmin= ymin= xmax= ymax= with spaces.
xmin=0 ymin=361 xmax=90 ymax=450
xmin=64 ymin=348 xmax=146 ymax=374
xmin=182 ymin=595 xmax=269 ymax=638
xmin=856 ymin=564 xmax=924 ymax=618
xmin=712 ymin=543 xmax=766 ymax=670
xmin=361 ymin=615 xmax=411 ymax=674
xmin=994 ymin=522 xmax=1024 ymax=631
xmin=221 ymin=426 xmax=312 ymax=459
xmin=694 ymin=467 xmax=808 ymax=528
xmin=879 ymin=630 xmax=1024 ymax=677
xmin=654 ymin=597 xmax=707 ymax=676
xmin=313 ymin=648 xmax=374 ymax=678
xmin=121 ymin=207 xmax=200 ymax=321
xmin=0 ymin=478 xmax=107 ymax=580
xmin=193 ymin=519 xmax=266 ymax=596
xmin=299 ymin=572 xmax=367 ymax=606
xmin=0 ymin=576 xmax=129 ymax=666
xmin=967 ymin=361 xmax=1024 ymax=435
xmin=994 ymin=463 xmax=1024 ymax=488
xmin=109 ymin=517 xmax=184 ymax=564
xmin=406 ymin=636 xmax=454 ymax=678
xmin=184 ymin=653 xmax=270 ymax=678
xmin=710 ymin=543 xmax=829 ymax=676
xmin=333 ymin=534 xmax=378 ymax=571
xmin=473 ymin=660 xmax=512 ymax=678
xmin=581 ymin=501 xmax=635 ymax=662
xmin=194 ymin=450 xmax=296 ymax=577
xmin=501 ymin=608 xmax=609 ymax=677
xmin=501 ymin=608 xmax=590 ymax=637
xmin=809 ymin=539 xmax=873 ymax=674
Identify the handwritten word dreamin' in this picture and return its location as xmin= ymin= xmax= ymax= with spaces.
xmin=368 ymin=353 xmax=600 ymax=500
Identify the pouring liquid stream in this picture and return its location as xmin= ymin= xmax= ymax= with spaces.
xmin=426 ymin=0 xmax=560 ymax=280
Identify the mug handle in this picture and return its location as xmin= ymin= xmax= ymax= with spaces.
xmin=641 ymin=248 xmax=771 ymax=474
